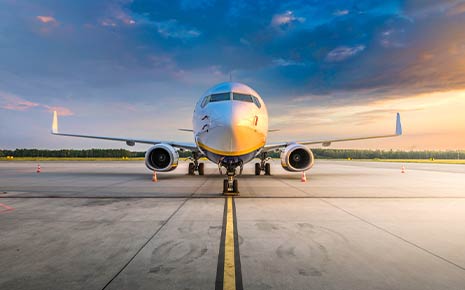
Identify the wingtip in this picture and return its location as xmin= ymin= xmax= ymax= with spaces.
xmin=51 ymin=110 xmax=58 ymax=134
xmin=396 ymin=112 xmax=402 ymax=135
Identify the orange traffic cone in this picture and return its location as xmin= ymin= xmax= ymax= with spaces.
xmin=301 ymin=171 xmax=307 ymax=182
xmin=36 ymin=164 xmax=41 ymax=173
xmin=401 ymin=165 xmax=405 ymax=173
xmin=152 ymin=171 xmax=158 ymax=182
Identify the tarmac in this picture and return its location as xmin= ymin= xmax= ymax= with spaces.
xmin=1 ymin=160 xmax=465 ymax=290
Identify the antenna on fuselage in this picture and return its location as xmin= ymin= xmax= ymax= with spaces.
xmin=229 ymin=71 xmax=232 ymax=82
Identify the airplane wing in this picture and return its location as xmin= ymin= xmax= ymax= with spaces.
xmin=51 ymin=111 xmax=198 ymax=151
xmin=263 ymin=112 xmax=402 ymax=152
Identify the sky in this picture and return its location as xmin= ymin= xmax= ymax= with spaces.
xmin=1 ymin=0 xmax=465 ymax=150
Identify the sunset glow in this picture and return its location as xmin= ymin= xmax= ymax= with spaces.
xmin=1 ymin=1 xmax=464 ymax=150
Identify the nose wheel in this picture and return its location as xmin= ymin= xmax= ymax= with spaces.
xmin=223 ymin=173 xmax=239 ymax=195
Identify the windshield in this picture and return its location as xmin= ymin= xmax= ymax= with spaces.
xmin=210 ymin=92 xmax=231 ymax=102
xmin=233 ymin=93 xmax=253 ymax=103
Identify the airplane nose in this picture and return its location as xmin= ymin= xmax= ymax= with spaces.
xmin=197 ymin=101 xmax=264 ymax=156
xmin=215 ymin=102 xmax=250 ymax=128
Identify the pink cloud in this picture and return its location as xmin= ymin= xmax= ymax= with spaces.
xmin=0 ymin=92 xmax=39 ymax=111
xmin=36 ymin=16 xmax=57 ymax=24
xmin=43 ymin=106 xmax=74 ymax=116
xmin=0 ymin=91 xmax=73 ymax=116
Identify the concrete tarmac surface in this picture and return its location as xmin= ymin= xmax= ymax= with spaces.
xmin=1 ymin=160 xmax=465 ymax=290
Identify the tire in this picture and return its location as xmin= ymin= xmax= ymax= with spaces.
xmin=188 ymin=163 xmax=195 ymax=175
xmin=233 ymin=179 xmax=239 ymax=193
xmin=198 ymin=163 xmax=205 ymax=175
xmin=255 ymin=163 xmax=261 ymax=175
xmin=265 ymin=163 xmax=271 ymax=175
xmin=223 ymin=179 xmax=228 ymax=193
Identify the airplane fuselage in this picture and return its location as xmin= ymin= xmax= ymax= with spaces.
xmin=193 ymin=82 xmax=269 ymax=165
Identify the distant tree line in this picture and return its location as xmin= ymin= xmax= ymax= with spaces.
xmin=1 ymin=148 xmax=464 ymax=159
xmin=311 ymin=149 xmax=464 ymax=160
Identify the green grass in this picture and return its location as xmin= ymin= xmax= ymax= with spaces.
xmin=2 ymin=157 xmax=464 ymax=164
xmin=364 ymin=159 xmax=465 ymax=165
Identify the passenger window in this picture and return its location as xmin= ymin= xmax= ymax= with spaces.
xmin=252 ymin=96 xmax=261 ymax=108
xmin=210 ymin=92 xmax=231 ymax=103
xmin=233 ymin=93 xmax=253 ymax=103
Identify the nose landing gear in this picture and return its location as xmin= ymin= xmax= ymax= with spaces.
xmin=220 ymin=158 xmax=242 ymax=195
xmin=223 ymin=172 xmax=239 ymax=195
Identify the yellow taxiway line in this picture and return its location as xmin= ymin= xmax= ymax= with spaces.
xmin=223 ymin=197 xmax=236 ymax=290
xmin=216 ymin=197 xmax=243 ymax=290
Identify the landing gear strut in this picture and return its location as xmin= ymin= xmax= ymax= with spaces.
xmin=221 ymin=159 xmax=242 ymax=195
xmin=255 ymin=152 xmax=271 ymax=176
xmin=188 ymin=152 xmax=204 ymax=175
xmin=223 ymin=171 xmax=239 ymax=194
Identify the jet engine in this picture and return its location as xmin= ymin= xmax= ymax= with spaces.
xmin=280 ymin=144 xmax=314 ymax=172
xmin=145 ymin=144 xmax=179 ymax=172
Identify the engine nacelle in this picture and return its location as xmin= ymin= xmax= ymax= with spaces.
xmin=280 ymin=144 xmax=315 ymax=172
xmin=145 ymin=144 xmax=179 ymax=172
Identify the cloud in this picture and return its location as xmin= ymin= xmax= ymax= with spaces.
xmin=271 ymin=11 xmax=305 ymax=27
xmin=326 ymin=45 xmax=366 ymax=62
xmin=448 ymin=2 xmax=465 ymax=15
xmin=272 ymin=58 xmax=305 ymax=67
xmin=333 ymin=10 xmax=349 ymax=16
xmin=36 ymin=16 xmax=57 ymax=24
xmin=0 ymin=92 xmax=39 ymax=111
xmin=43 ymin=105 xmax=74 ymax=116
xmin=0 ymin=91 xmax=73 ymax=115
xmin=153 ymin=20 xmax=201 ymax=39
xmin=100 ymin=19 xmax=117 ymax=27
xmin=267 ymin=89 xmax=465 ymax=150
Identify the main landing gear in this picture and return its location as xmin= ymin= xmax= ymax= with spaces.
xmin=188 ymin=152 xmax=204 ymax=175
xmin=255 ymin=153 xmax=271 ymax=176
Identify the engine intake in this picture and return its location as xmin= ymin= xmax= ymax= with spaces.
xmin=145 ymin=144 xmax=179 ymax=172
xmin=280 ymin=144 xmax=314 ymax=172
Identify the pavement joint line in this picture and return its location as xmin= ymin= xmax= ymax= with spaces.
xmin=215 ymin=197 xmax=243 ymax=290
xmin=100 ymin=198 xmax=190 ymax=290
xmin=99 ymin=176 xmax=209 ymax=289
xmin=77 ymin=176 xmax=142 ymax=195
xmin=272 ymin=174 xmax=465 ymax=272
xmin=320 ymin=198 xmax=465 ymax=272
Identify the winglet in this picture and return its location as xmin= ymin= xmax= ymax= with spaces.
xmin=396 ymin=112 xmax=402 ymax=135
xmin=52 ymin=110 xmax=58 ymax=134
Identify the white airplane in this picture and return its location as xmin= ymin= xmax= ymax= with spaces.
xmin=52 ymin=82 xmax=402 ymax=194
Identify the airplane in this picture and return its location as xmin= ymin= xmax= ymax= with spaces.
xmin=51 ymin=82 xmax=402 ymax=194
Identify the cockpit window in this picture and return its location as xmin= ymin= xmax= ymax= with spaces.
xmin=252 ymin=96 xmax=262 ymax=108
xmin=233 ymin=93 xmax=253 ymax=103
xmin=210 ymin=92 xmax=231 ymax=103
xmin=200 ymin=95 xmax=210 ymax=108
